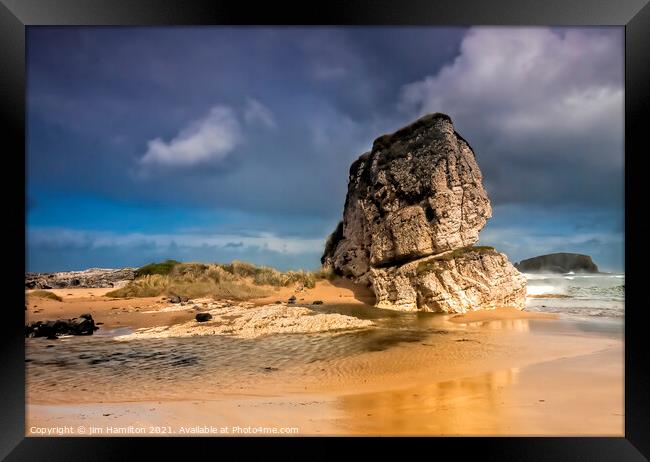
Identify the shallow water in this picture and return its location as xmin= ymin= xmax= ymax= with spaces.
xmin=26 ymin=304 xmax=470 ymax=403
xmin=524 ymin=273 xmax=624 ymax=319
xmin=26 ymin=295 xmax=623 ymax=405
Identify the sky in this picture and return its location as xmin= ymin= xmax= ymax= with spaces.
xmin=26 ymin=26 xmax=624 ymax=273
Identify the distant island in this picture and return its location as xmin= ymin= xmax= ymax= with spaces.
xmin=515 ymin=253 xmax=599 ymax=273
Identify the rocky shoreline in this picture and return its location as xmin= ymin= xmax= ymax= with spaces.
xmin=25 ymin=268 xmax=136 ymax=289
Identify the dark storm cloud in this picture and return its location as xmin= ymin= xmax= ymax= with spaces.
xmin=27 ymin=27 xmax=465 ymax=220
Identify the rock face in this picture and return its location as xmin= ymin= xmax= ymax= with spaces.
xmin=322 ymin=113 xmax=526 ymax=313
xmin=371 ymin=247 xmax=527 ymax=312
xmin=25 ymin=268 xmax=136 ymax=289
xmin=515 ymin=253 xmax=599 ymax=273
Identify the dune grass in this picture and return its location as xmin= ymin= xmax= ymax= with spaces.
xmin=217 ymin=260 xmax=336 ymax=289
xmin=134 ymin=259 xmax=180 ymax=277
xmin=106 ymin=260 xmax=334 ymax=300
xmin=28 ymin=290 xmax=62 ymax=301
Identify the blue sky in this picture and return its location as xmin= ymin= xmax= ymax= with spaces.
xmin=26 ymin=26 xmax=624 ymax=273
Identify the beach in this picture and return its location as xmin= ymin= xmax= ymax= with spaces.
xmin=23 ymin=24 xmax=626 ymax=442
xmin=25 ymin=278 xmax=623 ymax=436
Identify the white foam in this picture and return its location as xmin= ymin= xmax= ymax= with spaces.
xmin=526 ymin=285 xmax=559 ymax=296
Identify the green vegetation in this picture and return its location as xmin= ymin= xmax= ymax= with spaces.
xmin=106 ymin=272 xmax=269 ymax=300
xmin=416 ymin=246 xmax=495 ymax=275
xmin=218 ymin=260 xmax=334 ymax=289
xmin=28 ymin=290 xmax=62 ymax=301
xmin=107 ymin=260 xmax=336 ymax=299
xmin=134 ymin=259 xmax=180 ymax=277
xmin=106 ymin=274 xmax=170 ymax=298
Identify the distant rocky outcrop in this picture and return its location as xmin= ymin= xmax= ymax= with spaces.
xmin=515 ymin=253 xmax=599 ymax=273
xmin=322 ymin=113 xmax=526 ymax=313
xmin=25 ymin=268 xmax=136 ymax=289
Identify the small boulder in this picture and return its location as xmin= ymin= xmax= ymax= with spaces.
xmin=312 ymin=300 xmax=324 ymax=305
xmin=195 ymin=313 xmax=213 ymax=322
xmin=69 ymin=315 xmax=96 ymax=335
xmin=169 ymin=295 xmax=181 ymax=304
xmin=288 ymin=295 xmax=296 ymax=304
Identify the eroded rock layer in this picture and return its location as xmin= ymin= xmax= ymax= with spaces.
xmin=370 ymin=247 xmax=527 ymax=313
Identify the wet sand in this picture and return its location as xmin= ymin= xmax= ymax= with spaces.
xmin=449 ymin=306 xmax=558 ymax=323
xmin=25 ymin=284 xmax=623 ymax=436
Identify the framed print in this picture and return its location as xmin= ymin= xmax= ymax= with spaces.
xmin=1 ymin=0 xmax=649 ymax=459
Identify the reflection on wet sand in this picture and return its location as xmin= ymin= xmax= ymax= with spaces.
xmin=26 ymin=300 xmax=623 ymax=436
xmin=334 ymin=344 xmax=623 ymax=436
xmin=475 ymin=319 xmax=531 ymax=332
xmin=336 ymin=367 xmax=520 ymax=435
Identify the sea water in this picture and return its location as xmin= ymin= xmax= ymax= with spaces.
xmin=524 ymin=273 xmax=624 ymax=320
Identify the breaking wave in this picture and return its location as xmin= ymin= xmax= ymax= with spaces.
xmin=524 ymin=273 xmax=624 ymax=319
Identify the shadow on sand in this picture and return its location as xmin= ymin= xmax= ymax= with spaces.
xmin=328 ymin=276 xmax=377 ymax=306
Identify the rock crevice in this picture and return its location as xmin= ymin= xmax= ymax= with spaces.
xmin=322 ymin=113 xmax=526 ymax=313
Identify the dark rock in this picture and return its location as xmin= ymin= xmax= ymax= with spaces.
xmin=312 ymin=300 xmax=324 ymax=305
xmin=288 ymin=295 xmax=296 ymax=304
xmin=25 ymin=314 xmax=98 ymax=338
xmin=169 ymin=295 xmax=181 ymax=304
xmin=515 ymin=253 xmax=599 ymax=273
xmin=321 ymin=221 xmax=344 ymax=266
xmin=195 ymin=313 xmax=213 ymax=322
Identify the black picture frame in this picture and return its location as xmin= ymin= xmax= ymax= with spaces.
xmin=2 ymin=0 xmax=648 ymax=459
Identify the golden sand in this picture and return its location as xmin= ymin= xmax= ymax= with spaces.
xmin=25 ymin=282 xmax=623 ymax=436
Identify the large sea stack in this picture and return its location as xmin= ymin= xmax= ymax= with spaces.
xmin=322 ymin=113 xmax=526 ymax=313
